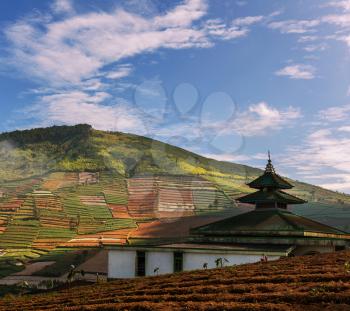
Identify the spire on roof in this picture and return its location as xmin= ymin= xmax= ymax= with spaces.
xmin=239 ymin=151 xmax=306 ymax=209
xmin=265 ymin=150 xmax=275 ymax=174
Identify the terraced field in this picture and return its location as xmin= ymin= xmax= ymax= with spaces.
xmin=1 ymin=251 xmax=350 ymax=310
xmin=127 ymin=175 xmax=233 ymax=218
xmin=0 ymin=171 xmax=239 ymax=261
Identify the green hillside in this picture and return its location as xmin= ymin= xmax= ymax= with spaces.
xmin=0 ymin=124 xmax=349 ymax=267
xmin=1 ymin=124 xmax=348 ymax=202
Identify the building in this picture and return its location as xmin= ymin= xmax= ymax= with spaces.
xmin=107 ymin=155 xmax=350 ymax=279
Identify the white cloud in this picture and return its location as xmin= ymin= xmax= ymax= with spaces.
xmin=298 ymin=35 xmax=318 ymax=42
xmin=322 ymin=13 xmax=350 ymax=27
xmin=282 ymin=128 xmax=350 ymax=192
xmin=338 ymin=125 xmax=350 ymax=132
xmin=232 ymin=16 xmax=264 ymax=26
xmin=204 ymin=19 xmax=248 ymax=40
xmin=51 ymin=0 xmax=74 ymax=15
xmin=141 ymin=101 xmax=301 ymax=143
xmin=105 ymin=64 xmax=133 ymax=80
xmin=204 ymin=15 xmax=264 ymax=41
xmin=275 ymin=64 xmax=316 ymax=80
xmin=80 ymin=79 xmax=107 ymax=91
xmin=228 ymin=102 xmax=301 ymax=137
xmin=281 ymin=99 xmax=350 ymax=192
xmin=268 ymin=19 xmax=320 ymax=34
xmin=27 ymin=90 xmax=146 ymax=133
xmin=4 ymin=0 xmax=266 ymax=87
xmin=318 ymin=104 xmax=350 ymax=122
xmin=336 ymin=35 xmax=350 ymax=48
xmin=266 ymin=9 xmax=350 ymax=54
xmin=4 ymin=1 xmax=212 ymax=86
xmin=303 ymin=43 xmax=328 ymax=52
xmin=325 ymin=1 xmax=350 ymax=12
xmin=153 ymin=0 xmax=207 ymax=28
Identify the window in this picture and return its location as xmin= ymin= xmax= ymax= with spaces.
xmin=136 ymin=251 xmax=146 ymax=276
xmin=174 ymin=252 xmax=183 ymax=272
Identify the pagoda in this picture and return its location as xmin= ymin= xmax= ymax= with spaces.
xmin=238 ymin=151 xmax=306 ymax=209
xmin=190 ymin=153 xmax=350 ymax=256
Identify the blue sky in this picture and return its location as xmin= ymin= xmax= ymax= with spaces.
xmin=1 ymin=0 xmax=350 ymax=192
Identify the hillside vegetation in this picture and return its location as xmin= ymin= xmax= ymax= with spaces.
xmin=1 ymin=250 xmax=350 ymax=310
xmin=0 ymin=124 xmax=348 ymax=202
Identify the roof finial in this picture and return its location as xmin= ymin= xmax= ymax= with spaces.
xmin=265 ymin=150 xmax=275 ymax=173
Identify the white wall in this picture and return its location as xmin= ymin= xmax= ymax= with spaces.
xmin=108 ymin=250 xmax=136 ymax=278
xmin=146 ymin=251 xmax=173 ymax=276
xmin=183 ymin=253 xmax=280 ymax=271
xmin=108 ymin=249 xmax=281 ymax=279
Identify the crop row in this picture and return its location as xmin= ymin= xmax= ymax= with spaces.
xmin=0 ymin=251 xmax=349 ymax=311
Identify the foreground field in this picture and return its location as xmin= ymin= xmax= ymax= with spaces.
xmin=1 ymin=251 xmax=350 ymax=311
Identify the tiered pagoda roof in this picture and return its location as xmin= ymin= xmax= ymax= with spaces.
xmin=239 ymin=153 xmax=306 ymax=208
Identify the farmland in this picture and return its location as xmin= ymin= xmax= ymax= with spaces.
xmin=0 ymin=171 xmax=242 ymax=259
xmin=1 ymin=250 xmax=350 ymax=310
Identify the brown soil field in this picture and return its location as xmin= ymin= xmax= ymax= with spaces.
xmin=1 ymin=250 xmax=350 ymax=310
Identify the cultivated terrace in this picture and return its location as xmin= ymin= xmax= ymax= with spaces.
xmin=1 ymin=251 xmax=350 ymax=311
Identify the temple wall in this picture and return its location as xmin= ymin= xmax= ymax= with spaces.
xmin=108 ymin=250 xmax=136 ymax=278
xmin=108 ymin=249 xmax=280 ymax=279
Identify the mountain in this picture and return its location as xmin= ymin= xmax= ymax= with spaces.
xmin=0 ymin=124 xmax=348 ymax=201
xmin=0 ymin=125 xmax=350 ymax=264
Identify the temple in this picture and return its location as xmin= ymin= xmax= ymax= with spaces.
xmin=106 ymin=154 xmax=350 ymax=279
xmin=190 ymin=154 xmax=350 ymax=255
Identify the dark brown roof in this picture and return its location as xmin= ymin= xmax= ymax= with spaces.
xmin=191 ymin=209 xmax=349 ymax=239
xmin=247 ymin=172 xmax=293 ymax=190
xmin=237 ymin=189 xmax=306 ymax=205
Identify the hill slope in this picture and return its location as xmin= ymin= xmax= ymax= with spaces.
xmin=1 ymin=250 xmax=350 ymax=310
xmin=0 ymin=124 xmax=350 ymax=261
xmin=0 ymin=124 xmax=348 ymax=202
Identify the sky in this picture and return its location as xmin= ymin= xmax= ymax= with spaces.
xmin=0 ymin=0 xmax=350 ymax=193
